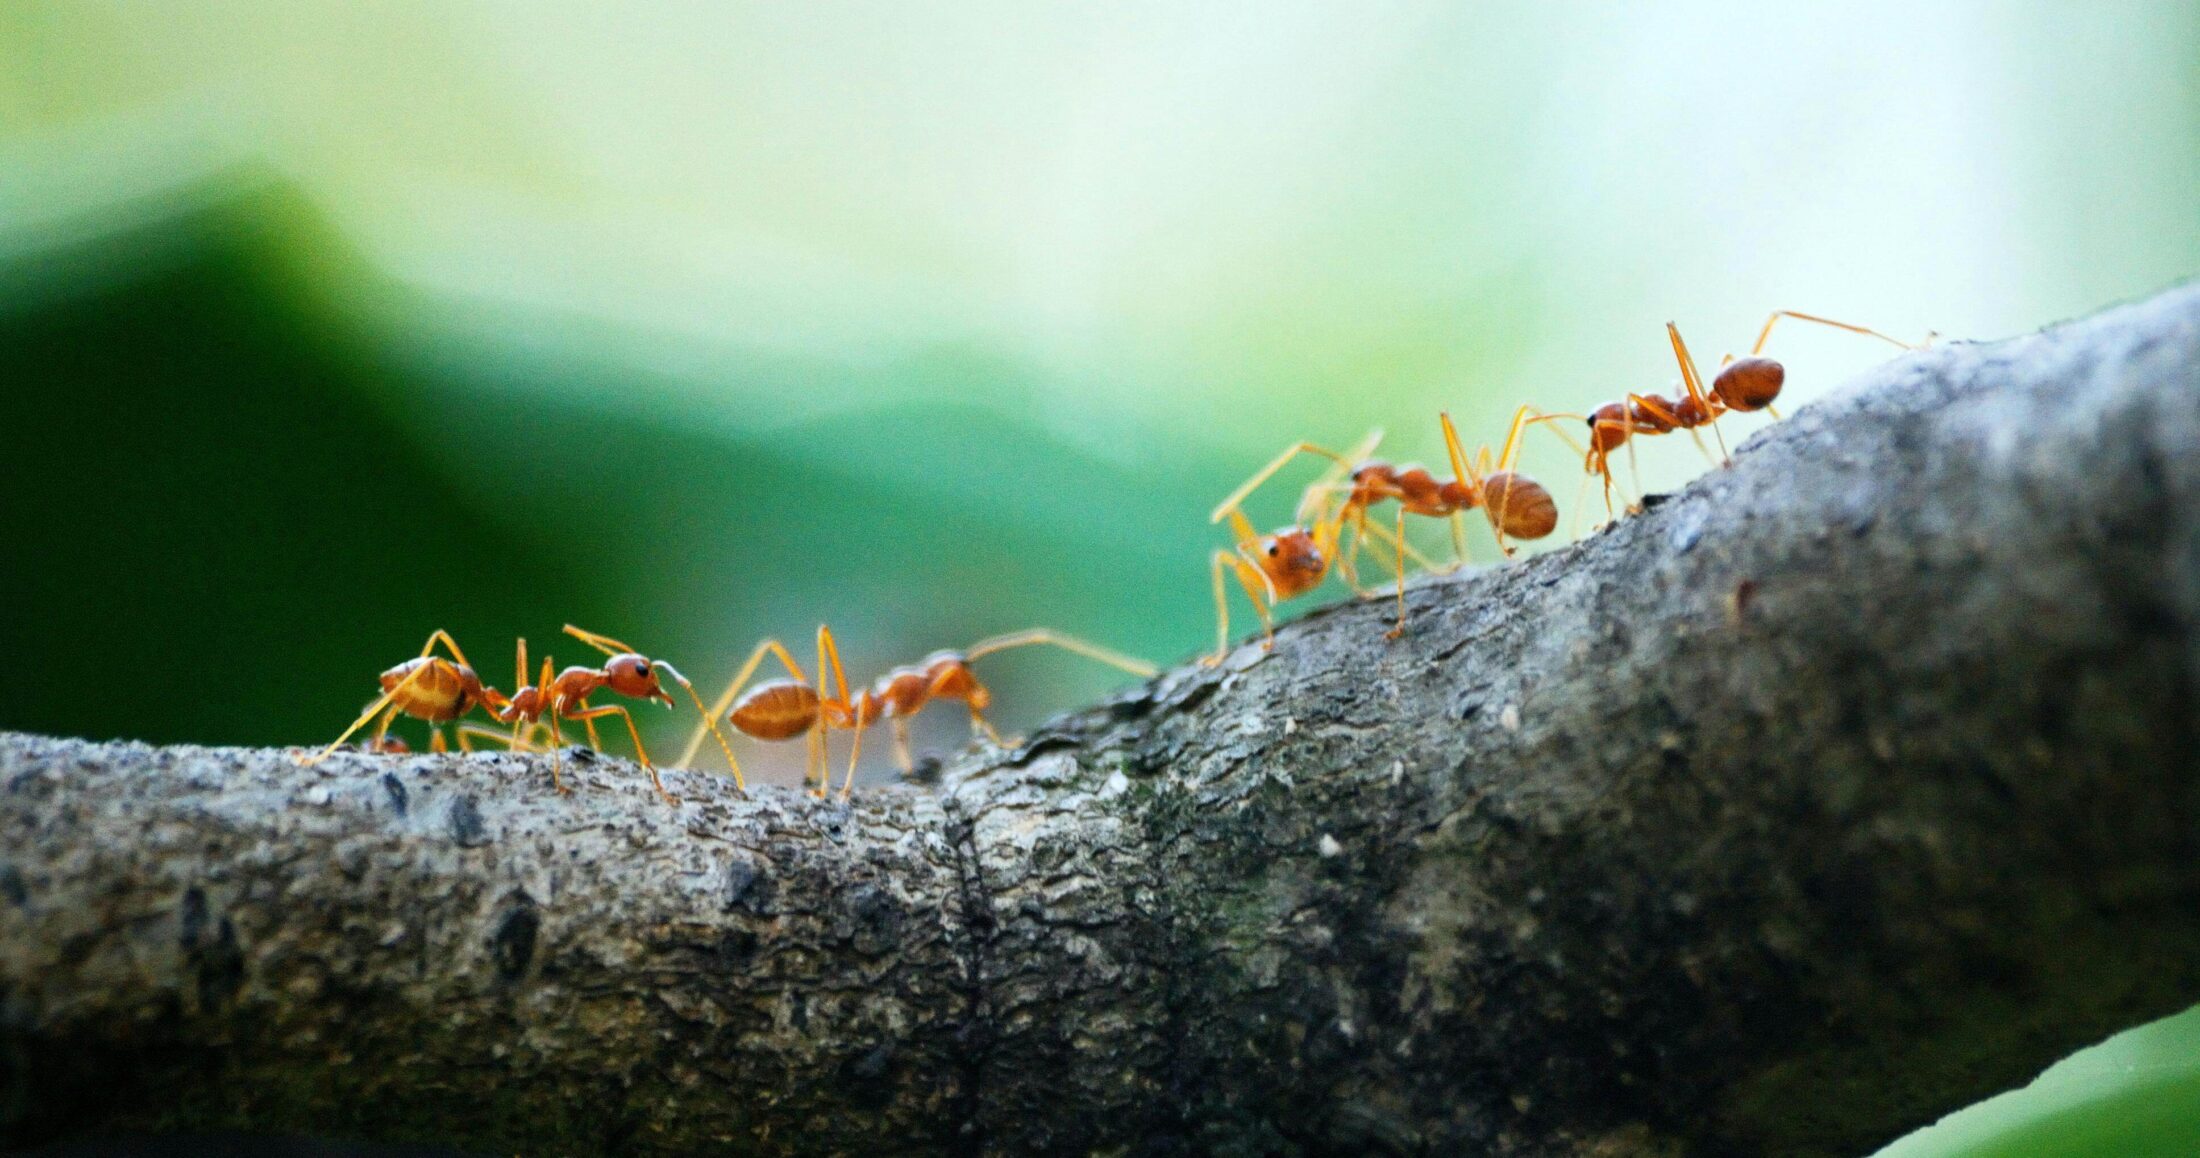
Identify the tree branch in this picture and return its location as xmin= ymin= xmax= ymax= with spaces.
xmin=6 ymin=283 xmax=2200 ymax=1156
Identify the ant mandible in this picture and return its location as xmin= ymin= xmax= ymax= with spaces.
xmin=1220 ymin=410 xmax=1559 ymax=637
xmin=1555 ymin=310 xmax=1917 ymax=516
xmin=297 ymin=630 xmax=505 ymax=766
xmin=678 ymin=627 xmax=1156 ymax=799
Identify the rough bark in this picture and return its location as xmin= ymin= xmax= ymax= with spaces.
xmin=6 ymin=283 xmax=2200 ymax=1157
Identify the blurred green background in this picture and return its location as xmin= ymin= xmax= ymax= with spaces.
xmin=2 ymin=4 xmax=2198 ymax=1154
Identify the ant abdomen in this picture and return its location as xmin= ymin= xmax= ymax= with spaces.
xmin=730 ymin=679 xmax=821 ymax=740
xmin=1479 ymin=473 xmax=1559 ymax=540
xmin=378 ymin=657 xmax=485 ymax=722
xmin=1713 ymin=356 xmax=1784 ymax=411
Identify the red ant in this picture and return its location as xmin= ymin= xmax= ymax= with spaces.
xmin=1548 ymin=311 xmax=1917 ymax=516
xmin=297 ymin=630 xmax=504 ymax=765
xmin=677 ymin=627 xmax=1156 ymax=799
xmin=1212 ymin=411 xmax=1557 ymax=640
xmin=484 ymin=624 xmax=715 ymax=805
xmin=1205 ymin=431 xmax=1414 ymax=660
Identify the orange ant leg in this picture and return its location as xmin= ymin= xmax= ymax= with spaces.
xmin=837 ymin=717 xmax=868 ymax=801
xmin=1439 ymin=411 xmax=1500 ymax=553
xmin=1295 ymin=428 xmax=1384 ymax=527
xmin=367 ymin=704 xmax=403 ymax=755
xmin=1488 ymin=402 xmax=1549 ymax=550
xmin=1206 ymin=507 xmax=1280 ymax=663
xmin=1751 ymin=309 xmax=1914 ymax=357
xmin=679 ymin=637 xmax=811 ymax=774
xmin=1353 ymin=511 xmax=1442 ymax=574
xmin=570 ymin=698 xmax=606 ymax=755
xmin=1384 ymin=503 xmax=1408 ymax=638
xmin=457 ymin=722 xmax=524 ymax=750
xmin=890 ymin=717 xmax=915 ymax=772
xmin=1667 ymin=324 xmax=1731 ymax=464
xmin=814 ymin=625 xmax=857 ymax=800
xmin=649 ymin=660 xmax=735 ymax=784
xmin=1297 ymin=484 xmax=1376 ymax=595
xmin=563 ymin=702 xmax=676 ymax=805
xmin=419 ymin=629 xmax=474 ymax=669
xmin=544 ymin=711 xmax=569 ymax=795
xmin=1208 ymin=549 xmax=1278 ymax=663
xmin=561 ymin=624 xmax=638 ymax=659
xmin=1212 ymin=439 xmax=1361 ymax=525
xmin=1215 ymin=429 xmax=1383 ymax=528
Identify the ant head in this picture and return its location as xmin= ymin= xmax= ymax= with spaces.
xmin=605 ymin=653 xmax=673 ymax=705
xmin=1262 ymin=527 xmax=1327 ymax=577
xmin=1587 ymin=403 xmax=1631 ymax=454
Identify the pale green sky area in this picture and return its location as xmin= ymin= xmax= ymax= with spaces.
xmin=4 ymin=2 xmax=2196 ymax=494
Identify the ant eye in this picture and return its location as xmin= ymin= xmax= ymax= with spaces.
xmin=1266 ymin=544 xmax=1279 ymax=557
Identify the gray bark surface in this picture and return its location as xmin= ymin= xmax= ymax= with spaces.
xmin=5 ymin=283 xmax=2200 ymax=1157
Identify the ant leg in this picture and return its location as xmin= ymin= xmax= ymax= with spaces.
xmin=1386 ymin=504 xmax=1408 ymax=639
xmin=1340 ymin=510 xmax=1383 ymax=597
xmin=1211 ymin=440 xmax=1358 ymax=524
xmin=839 ymin=718 xmax=867 ymax=801
xmin=1208 ymin=541 xmax=1286 ymax=662
xmin=815 ymin=625 xmax=854 ymax=709
xmin=298 ymin=664 xmax=433 ymax=766
xmin=563 ymin=703 xmax=676 ymax=805
xmin=457 ymin=722 xmax=522 ymax=750
xmin=1294 ymin=428 xmax=1384 ymax=528
xmin=804 ymin=726 xmax=825 ymax=796
xmin=1446 ymin=512 xmax=1467 ymax=572
xmin=545 ymin=713 xmax=569 ymax=794
xmin=561 ymin=623 xmax=643 ymax=660
xmin=1441 ymin=411 xmax=1508 ymax=555
xmin=1206 ymin=551 xmax=1238 ymax=664
xmin=1356 ymin=513 xmax=1444 ymax=574
xmin=892 ymin=718 xmax=915 ymax=771
xmin=1567 ymin=469 xmax=1593 ymax=539
xmin=1751 ymin=310 xmax=1913 ymax=356
xmin=963 ymin=629 xmax=1159 ymax=677
xmin=1666 ymin=325 xmax=1732 ymax=464
xmin=419 ymin=629 xmax=474 ymax=669
xmin=368 ymin=706 xmax=401 ymax=755
xmin=650 ymin=660 xmax=741 ymax=788
xmin=969 ymin=708 xmax=1006 ymax=747
xmin=1242 ymin=561 xmax=1280 ymax=651
xmin=680 ymin=638 xmax=811 ymax=769
xmin=1489 ymin=403 xmax=1546 ymax=554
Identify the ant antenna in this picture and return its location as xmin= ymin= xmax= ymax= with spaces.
xmin=963 ymin=629 xmax=1160 ymax=678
